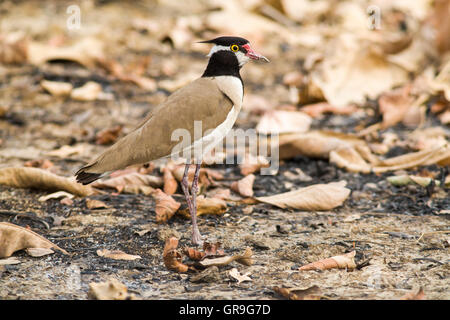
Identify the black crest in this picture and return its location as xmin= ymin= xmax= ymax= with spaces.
xmin=199 ymin=36 xmax=249 ymax=46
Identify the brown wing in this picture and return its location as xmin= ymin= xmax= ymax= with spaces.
xmin=76 ymin=78 xmax=233 ymax=183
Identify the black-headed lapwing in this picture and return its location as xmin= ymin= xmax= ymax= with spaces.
xmin=76 ymin=36 xmax=269 ymax=245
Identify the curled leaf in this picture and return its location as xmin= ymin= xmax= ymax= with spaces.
xmin=0 ymin=167 xmax=94 ymax=197
xmin=273 ymin=285 xmax=321 ymax=300
xmin=88 ymin=279 xmax=132 ymax=300
xmin=256 ymin=181 xmax=350 ymax=211
xmin=0 ymin=222 xmax=68 ymax=258
xmin=162 ymin=167 xmax=178 ymax=195
xmin=163 ymin=237 xmax=189 ymax=273
xmin=97 ymin=249 xmax=141 ymax=261
xmin=199 ymin=247 xmax=253 ymax=267
xmin=178 ymin=196 xmax=227 ymax=218
xmin=231 ymin=174 xmax=255 ymax=198
xmin=299 ymin=251 xmax=356 ymax=271
xmin=152 ymin=189 xmax=181 ymax=223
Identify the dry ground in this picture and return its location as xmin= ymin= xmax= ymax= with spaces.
xmin=0 ymin=0 xmax=449 ymax=300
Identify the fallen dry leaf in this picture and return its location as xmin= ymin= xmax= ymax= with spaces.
xmin=183 ymin=247 xmax=205 ymax=261
xmin=152 ymin=189 xmax=181 ymax=223
xmin=70 ymin=81 xmax=112 ymax=101
xmin=86 ymin=199 xmax=109 ymax=210
xmin=95 ymin=126 xmax=123 ymax=145
xmin=163 ymin=237 xmax=189 ymax=273
xmin=300 ymin=102 xmax=358 ymax=118
xmin=38 ymin=191 xmax=74 ymax=202
xmin=24 ymin=159 xmax=54 ymax=170
xmin=178 ymin=196 xmax=227 ymax=218
xmin=199 ymin=247 xmax=253 ymax=267
xmin=162 ymin=167 xmax=178 ymax=195
xmin=47 ymin=144 xmax=88 ymax=158
xmin=229 ymin=268 xmax=252 ymax=285
xmin=0 ymin=167 xmax=94 ymax=197
xmin=0 ymin=222 xmax=67 ymax=258
xmin=184 ymin=241 xmax=225 ymax=261
xmin=0 ymin=257 xmax=21 ymax=265
xmin=273 ymin=285 xmax=321 ymax=300
xmin=88 ymin=279 xmax=132 ymax=300
xmin=27 ymin=37 xmax=104 ymax=68
xmin=40 ymin=80 xmax=73 ymax=97
xmin=97 ymin=249 xmax=141 ymax=261
xmin=239 ymin=154 xmax=270 ymax=176
xmin=25 ymin=247 xmax=54 ymax=257
xmin=277 ymin=130 xmax=367 ymax=160
xmin=256 ymin=181 xmax=350 ymax=211
xmin=400 ymin=287 xmax=426 ymax=300
xmin=256 ymin=110 xmax=312 ymax=134
xmin=330 ymin=143 xmax=450 ymax=173
xmin=92 ymin=172 xmax=162 ymax=195
xmin=299 ymin=251 xmax=356 ymax=271
xmin=379 ymin=85 xmax=415 ymax=128
xmin=231 ymin=174 xmax=255 ymax=198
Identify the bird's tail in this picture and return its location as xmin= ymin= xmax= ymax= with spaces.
xmin=75 ymin=163 xmax=104 ymax=185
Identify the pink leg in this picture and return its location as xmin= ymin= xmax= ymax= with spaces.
xmin=180 ymin=163 xmax=203 ymax=245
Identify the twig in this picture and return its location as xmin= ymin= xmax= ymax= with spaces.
xmin=416 ymin=230 xmax=450 ymax=243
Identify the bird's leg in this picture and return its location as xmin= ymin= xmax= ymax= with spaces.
xmin=180 ymin=163 xmax=202 ymax=246
xmin=190 ymin=163 xmax=203 ymax=245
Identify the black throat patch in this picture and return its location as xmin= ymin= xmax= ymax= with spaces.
xmin=202 ymin=50 xmax=243 ymax=85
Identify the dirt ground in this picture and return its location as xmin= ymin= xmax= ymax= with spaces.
xmin=0 ymin=1 xmax=449 ymax=300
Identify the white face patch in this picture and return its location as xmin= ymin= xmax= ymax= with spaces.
xmin=207 ymin=44 xmax=250 ymax=67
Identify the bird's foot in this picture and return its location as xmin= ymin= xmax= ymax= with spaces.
xmin=191 ymin=230 xmax=204 ymax=246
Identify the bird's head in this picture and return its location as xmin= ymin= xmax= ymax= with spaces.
xmin=199 ymin=36 xmax=269 ymax=68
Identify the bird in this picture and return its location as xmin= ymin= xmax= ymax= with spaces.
xmin=75 ymin=36 xmax=269 ymax=245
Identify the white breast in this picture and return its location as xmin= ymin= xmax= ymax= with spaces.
xmin=185 ymin=76 xmax=243 ymax=163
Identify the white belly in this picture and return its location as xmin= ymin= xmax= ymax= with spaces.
xmin=171 ymin=75 xmax=243 ymax=163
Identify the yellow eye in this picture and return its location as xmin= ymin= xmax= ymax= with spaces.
xmin=230 ymin=44 xmax=239 ymax=52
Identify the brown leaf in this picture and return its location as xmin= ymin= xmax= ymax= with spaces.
xmin=256 ymin=181 xmax=350 ymax=211
xmin=231 ymin=174 xmax=255 ymax=198
xmin=0 ymin=222 xmax=67 ymax=258
xmin=96 ymin=249 xmax=141 ymax=261
xmin=277 ymin=130 xmax=366 ymax=160
xmin=273 ymin=285 xmax=321 ymax=300
xmin=163 ymin=237 xmax=189 ymax=273
xmin=229 ymin=268 xmax=252 ymax=285
xmin=0 ymin=33 xmax=28 ymax=64
xmin=28 ymin=37 xmax=105 ymax=68
xmin=152 ymin=189 xmax=181 ymax=223
xmin=92 ymin=172 xmax=162 ymax=194
xmin=25 ymin=247 xmax=54 ymax=257
xmin=162 ymin=167 xmax=178 ymax=195
xmin=95 ymin=125 xmax=123 ymax=145
xmin=70 ymin=81 xmax=112 ymax=101
xmin=0 ymin=167 xmax=94 ymax=197
xmin=299 ymin=251 xmax=356 ymax=271
xmin=86 ymin=199 xmax=109 ymax=210
xmin=38 ymin=191 xmax=74 ymax=202
xmin=171 ymin=165 xmax=223 ymax=188
xmin=379 ymin=85 xmax=415 ymax=129
xmin=300 ymin=102 xmax=358 ymax=118
xmin=400 ymin=287 xmax=426 ymax=300
xmin=208 ymin=188 xmax=231 ymax=200
xmin=24 ymin=159 xmax=54 ymax=170
xmin=40 ymin=80 xmax=73 ymax=97
xmin=88 ymin=279 xmax=132 ymax=300
xmin=183 ymin=247 xmax=205 ymax=261
xmin=178 ymin=196 xmax=227 ymax=218
xmin=199 ymin=247 xmax=253 ymax=267
xmin=256 ymin=110 xmax=311 ymax=134
xmin=239 ymin=154 xmax=269 ymax=176
xmin=330 ymin=143 xmax=450 ymax=173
